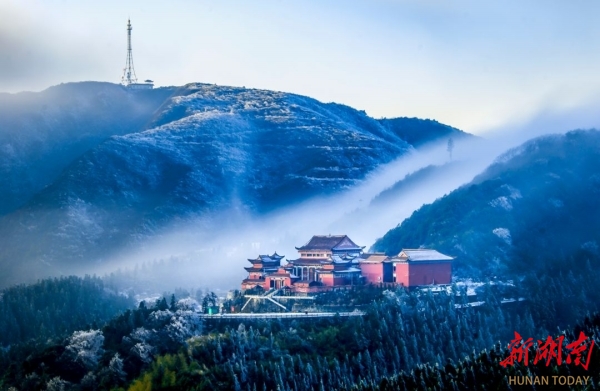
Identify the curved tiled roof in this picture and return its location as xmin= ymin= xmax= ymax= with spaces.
xmin=286 ymin=258 xmax=328 ymax=266
xmin=247 ymin=254 xmax=283 ymax=264
xmin=295 ymin=235 xmax=362 ymax=251
xmin=359 ymin=254 xmax=389 ymax=263
xmin=244 ymin=267 xmax=264 ymax=272
xmin=398 ymin=249 xmax=453 ymax=261
xmin=270 ymin=252 xmax=285 ymax=260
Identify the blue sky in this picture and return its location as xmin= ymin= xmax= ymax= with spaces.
xmin=1 ymin=0 xmax=599 ymax=133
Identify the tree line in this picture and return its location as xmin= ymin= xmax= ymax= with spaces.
xmin=0 ymin=275 xmax=133 ymax=347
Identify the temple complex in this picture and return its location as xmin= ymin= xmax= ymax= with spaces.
xmin=240 ymin=235 xmax=453 ymax=293
xmin=284 ymin=235 xmax=363 ymax=291
xmin=240 ymin=253 xmax=285 ymax=291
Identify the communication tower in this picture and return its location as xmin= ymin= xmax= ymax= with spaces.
xmin=121 ymin=19 xmax=153 ymax=89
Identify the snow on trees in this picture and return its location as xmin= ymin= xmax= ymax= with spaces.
xmin=65 ymin=329 xmax=105 ymax=369
xmin=45 ymin=376 xmax=69 ymax=391
xmin=131 ymin=342 xmax=154 ymax=364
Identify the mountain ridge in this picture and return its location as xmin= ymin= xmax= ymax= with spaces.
xmin=372 ymin=129 xmax=600 ymax=277
xmin=0 ymin=81 xmax=471 ymax=287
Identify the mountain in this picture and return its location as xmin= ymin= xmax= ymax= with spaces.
xmin=368 ymin=161 xmax=466 ymax=207
xmin=372 ymin=129 xmax=600 ymax=277
xmin=0 ymin=82 xmax=468 ymax=287
xmin=0 ymin=82 xmax=176 ymax=215
xmin=377 ymin=117 xmax=469 ymax=147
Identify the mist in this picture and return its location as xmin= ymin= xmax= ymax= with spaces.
xmin=39 ymin=92 xmax=599 ymax=294
xmin=94 ymin=130 xmax=544 ymax=293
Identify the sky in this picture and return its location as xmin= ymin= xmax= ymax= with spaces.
xmin=1 ymin=0 xmax=600 ymax=134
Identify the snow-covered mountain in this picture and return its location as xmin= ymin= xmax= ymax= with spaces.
xmin=372 ymin=129 xmax=600 ymax=278
xmin=0 ymin=82 xmax=470 ymax=287
xmin=0 ymin=82 xmax=176 ymax=215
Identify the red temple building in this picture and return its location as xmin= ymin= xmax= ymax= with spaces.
xmin=392 ymin=249 xmax=453 ymax=287
xmin=241 ymin=253 xmax=285 ymax=291
xmin=358 ymin=253 xmax=393 ymax=284
xmin=240 ymin=236 xmax=453 ymax=293
xmin=283 ymin=235 xmax=364 ymax=291
xmin=358 ymin=249 xmax=453 ymax=287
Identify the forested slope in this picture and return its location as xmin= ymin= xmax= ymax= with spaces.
xmin=0 ymin=276 xmax=133 ymax=347
xmin=373 ymin=129 xmax=600 ymax=277
xmin=0 ymin=82 xmax=472 ymax=288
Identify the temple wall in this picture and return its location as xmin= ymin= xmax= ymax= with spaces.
xmin=360 ymin=263 xmax=384 ymax=284
xmin=407 ymin=262 xmax=452 ymax=286
xmin=394 ymin=263 xmax=410 ymax=287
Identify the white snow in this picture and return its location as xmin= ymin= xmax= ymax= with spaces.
xmin=492 ymin=228 xmax=512 ymax=245
xmin=454 ymin=279 xmax=484 ymax=296
xmin=502 ymin=184 xmax=522 ymax=199
xmin=65 ymin=329 xmax=105 ymax=369
xmin=455 ymin=301 xmax=485 ymax=308
xmin=401 ymin=249 xmax=453 ymax=261
xmin=489 ymin=196 xmax=513 ymax=211
xmin=130 ymin=342 xmax=153 ymax=364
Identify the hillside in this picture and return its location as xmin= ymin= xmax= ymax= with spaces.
xmin=368 ymin=161 xmax=466 ymax=207
xmin=372 ymin=129 xmax=600 ymax=277
xmin=377 ymin=117 xmax=469 ymax=147
xmin=0 ymin=82 xmax=468 ymax=287
xmin=0 ymin=82 xmax=176 ymax=215
xmin=0 ymin=276 xmax=133 ymax=347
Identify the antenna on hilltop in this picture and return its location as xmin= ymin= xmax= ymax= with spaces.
xmin=121 ymin=19 xmax=153 ymax=89
xmin=122 ymin=19 xmax=137 ymax=85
